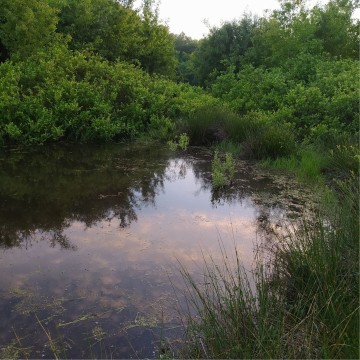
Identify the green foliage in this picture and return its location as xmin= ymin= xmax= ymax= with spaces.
xmin=56 ymin=0 xmax=176 ymax=76
xmin=191 ymin=0 xmax=358 ymax=84
xmin=167 ymin=133 xmax=189 ymax=151
xmin=222 ymin=110 xmax=297 ymax=159
xmin=209 ymin=58 xmax=358 ymax=146
xmin=243 ymin=122 xmax=296 ymax=160
xmin=174 ymin=32 xmax=198 ymax=84
xmin=0 ymin=0 xmax=60 ymax=59
xmin=0 ymin=46 xmax=216 ymax=145
xmin=212 ymin=65 xmax=290 ymax=113
xmin=265 ymin=147 xmax=328 ymax=183
xmin=185 ymin=105 xmax=234 ymax=146
xmin=274 ymin=177 xmax=359 ymax=358
xmin=212 ymin=151 xmax=227 ymax=189
xmin=213 ymin=140 xmax=241 ymax=156
xmin=192 ymin=15 xmax=258 ymax=86
xmin=211 ymin=151 xmax=235 ymax=189
xmin=312 ymin=0 xmax=359 ymax=58
xmin=0 ymin=40 xmax=222 ymax=144
xmin=328 ymin=144 xmax=360 ymax=179
xmin=178 ymin=133 xmax=190 ymax=150
xmin=57 ymin=0 xmax=142 ymax=61
xmin=0 ymin=0 xmax=177 ymax=76
xmin=138 ymin=0 xmax=177 ymax=77
xmin=147 ymin=115 xmax=175 ymax=141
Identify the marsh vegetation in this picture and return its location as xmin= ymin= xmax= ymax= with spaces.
xmin=0 ymin=0 xmax=358 ymax=358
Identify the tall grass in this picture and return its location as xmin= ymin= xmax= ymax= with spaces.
xmin=179 ymin=177 xmax=359 ymax=358
xmin=263 ymin=142 xmax=359 ymax=185
xmin=263 ymin=147 xmax=329 ymax=183
xmin=185 ymin=106 xmax=296 ymax=159
xmin=185 ymin=106 xmax=237 ymax=145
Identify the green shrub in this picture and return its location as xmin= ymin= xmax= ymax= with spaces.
xmin=0 ymin=47 xmax=220 ymax=146
xmin=211 ymin=65 xmax=290 ymax=113
xmin=147 ymin=115 xmax=175 ymax=141
xmin=222 ymin=111 xmax=261 ymax=144
xmin=213 ymin=140 xmax=241 ymax=155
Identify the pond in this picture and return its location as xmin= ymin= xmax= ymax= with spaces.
xmin=0 ymin=143 xmax=314 ymax=358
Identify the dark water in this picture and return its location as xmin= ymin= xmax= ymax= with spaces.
xmin=0 ymin=143 xmax=314 ymax=358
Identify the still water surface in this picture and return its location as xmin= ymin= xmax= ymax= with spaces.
xmin=0 ymin=143 xmax=313 ymax=358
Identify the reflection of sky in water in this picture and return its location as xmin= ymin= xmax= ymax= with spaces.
xmin=0 ymin=146 xmax=311 ymax=358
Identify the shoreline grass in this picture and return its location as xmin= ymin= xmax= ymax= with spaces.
xmin=179 ymin=175 xmax=359 ymax=359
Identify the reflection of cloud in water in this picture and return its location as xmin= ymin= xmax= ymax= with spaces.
xmin=0 ymin=144 xmax=316 ymax=358
xmin=66 ymin=206 xmax=257 ymax=277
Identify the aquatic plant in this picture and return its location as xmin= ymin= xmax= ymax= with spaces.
xmin=213 ymin=140 xmax=241 ymax=155
xmin=167 ymin=133 xmax=190 ymax=151
xmin=211 ymin=151 xmax=235 ymax=189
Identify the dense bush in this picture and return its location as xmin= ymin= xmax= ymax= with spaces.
xmin=0 ymin=0 xmax=358 ymax=169
xmin=0 ymin=46 xmax=216 ymax=145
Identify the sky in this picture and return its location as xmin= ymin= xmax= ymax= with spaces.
xmin=134 ymin=0 xmax=359 ymax=40
xmin=157 ymin=0 xmax=280 ymax=39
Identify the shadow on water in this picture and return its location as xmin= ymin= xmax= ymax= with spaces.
xmin=0 ymin=143 xmax=171 ymax=249
xmin=0 ymin=143 xmax=315 ymax=358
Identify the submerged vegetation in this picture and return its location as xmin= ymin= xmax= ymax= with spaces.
xmin=0 ymin=0 xmax=359 ymax=358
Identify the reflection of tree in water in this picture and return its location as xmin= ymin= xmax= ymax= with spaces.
xmin=0 ymin=144 xmax=170 ymax=249
xmin=0 ymin=226 xmax=76 ymax=251
xmin=0 ymin=144 xmax=315 ymax=250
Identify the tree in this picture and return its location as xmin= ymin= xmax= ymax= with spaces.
xmin=0 ymin=0 xmax=59 ymax=59
xmin=57 ymin=0 xmax=176 ymax=76
xmin=57 ymin=0 xmax=143 ymax=62
xmin=192 ymin=15 xmax=258 ymax=86
xmin=247 ymin=1 xmax=322 ymax=68
xmin=311 ymin=0 xmax=359 ymax=58
xmin=137 ymin=0 xmax=177 ymax=76
xmin=173 ymin=33 xmax=198 ymax=83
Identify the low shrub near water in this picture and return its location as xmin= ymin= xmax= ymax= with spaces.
xmin=241 ymin=121 xmax=296 ymax=160
xmin=167 ymin=133 xmax=190 ymax=151
xmin=213 ymin=140 xmax=241 ymax=156
xmin=180 ymin=176 xmax=359 ymax=358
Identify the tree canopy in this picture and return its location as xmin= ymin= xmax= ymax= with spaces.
xmin=0 ymin=0 xmax=177 ymax=76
